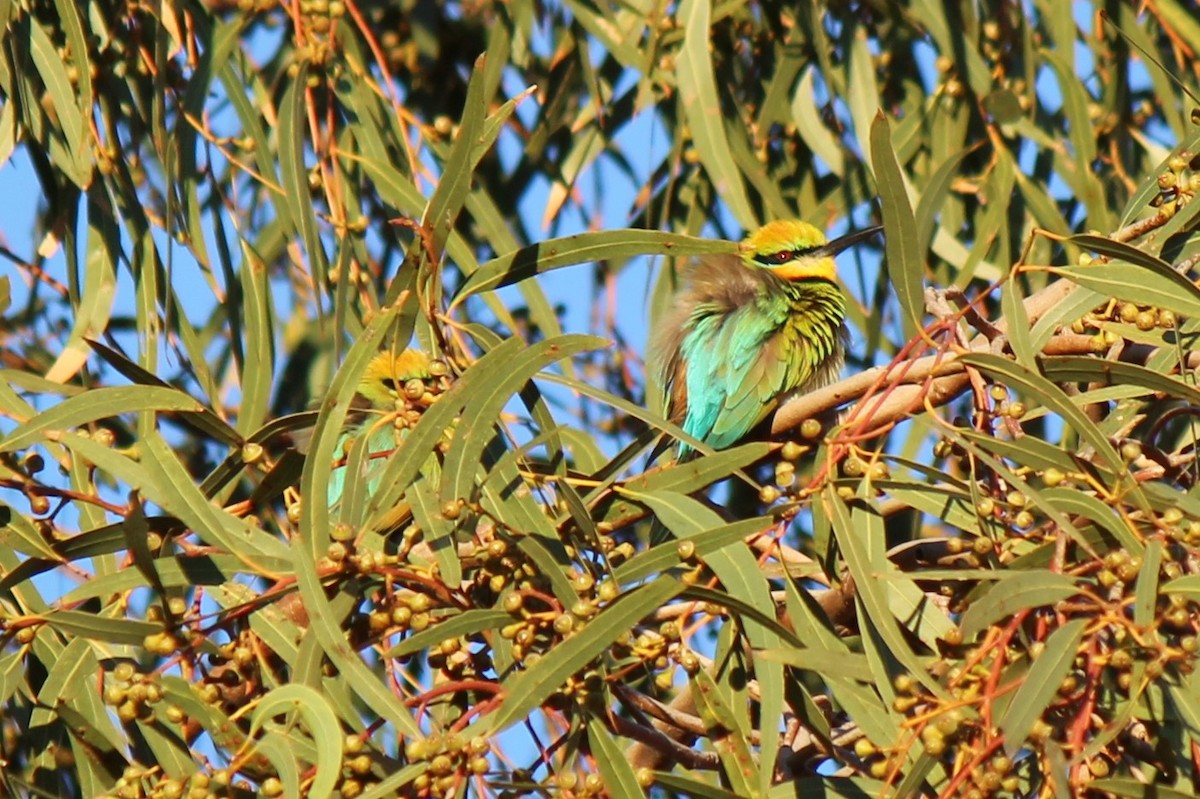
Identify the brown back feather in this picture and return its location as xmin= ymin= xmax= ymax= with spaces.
xmin=650 ymin=254 xmax=770 ymax=424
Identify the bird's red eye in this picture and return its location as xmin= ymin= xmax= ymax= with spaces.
xmin=770 ymin=251 xmax=792 ymax=265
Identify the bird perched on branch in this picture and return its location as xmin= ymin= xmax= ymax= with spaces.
xmin=652 ymin=219 xmax=881 ymax=458
xmin=328 ymin=349 xmax=452 ymax=510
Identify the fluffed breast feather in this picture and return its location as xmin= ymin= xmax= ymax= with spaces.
xmin=652 ymin=254 xmax=769 ymax=425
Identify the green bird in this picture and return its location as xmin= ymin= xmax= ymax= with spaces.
xmin=652 ymin=219 xmax=880 ymax=457
xmin=328 ymin=349 xmax=451 ymax=513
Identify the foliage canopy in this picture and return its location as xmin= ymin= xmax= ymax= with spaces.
xmin=3 ymin=1 xmax=1200 ymax=797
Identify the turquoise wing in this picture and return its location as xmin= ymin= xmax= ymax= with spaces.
xmin=328 ymin=421 xmax=399 ymax=516
xmin=679 ymin=299 xmax=793 ymax=450
xmin=680 ymin=297 xmax=841 ymax=451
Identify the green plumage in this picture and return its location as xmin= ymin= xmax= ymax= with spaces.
xmin=653 ymin=220 xmax=877 ymax=457
xmin=328 ymin=350 xmax=450 ymax=523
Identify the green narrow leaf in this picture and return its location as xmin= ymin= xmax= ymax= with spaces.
xmin=869 ymin=112 xmax=922 ymax=341
xmin=890 ymin=752 xmax=942 ymax=799
xmin=1 ymin=387 xmax=202 ymax=453
xmin=631 ymin=488 xmax=721 ymax=536
xmin=45 ymin=183 xmax=119 ymax=383
xmin=826 ymin=489 xmax=947 ymax=699
xmin=336 ymin=80 xmax=425 ymax=213
xmin=43 ymin=611 xmax=159 ymax=645
xmin=356 ymin=765 xmax=426 ymax=799
xmin=1049 ymin=261 xmax=1200 ymax=321
xmin=613 ymin=517 xmax=769 ymax=585
xmin=216 ymin=60 xmax=278 ymax=211
xmin=882 ymin=571 xmax=955 ymax=651
xmin=293 ymin=536 xmax=424 ymax=738
xmin=1164 ymin=574 xmax=1200 ymax=599
xmin=756 ymin=647 xmax=874 ymax=683
xmin=847 ymin=35 xmax=881 ymax=168
xmin=477 ymin=454 xmax=562 ymax=544
xmin=955 ymin=151 xmax=1012 ymax=286
xmin=83 ymin=338 xmax=241 ymax=445
xmin=42 ymin=708 xmax=124 ymax=794
xmin=1167 ymin=672 xmax=1200 ymax=737
xmin=236 ymin=241 xmax=273 ymax=435
xmin=514 ymin=535 xmax=580 ymax=612
xmin=1040 ymin=488 xmax=1143 ymax=556
xmin=675 ymin=0 xmax=755 ymax=228
xmin=619 ymin=443 xmax=772 ymax=497
xmin=453 ymin=230 xmax=734 ymax=304
xmin=31 ymin=637 xmax=109 ymax=739
xmin=1133 ymin=540 xmax=1162 ymax=630
xmin=1002 ymin=276 xmax=1036 ymax=366
xmin=299 ymin=303 xmax=406 ymax=556
xmin=1041 ymin=356 xmax=1200 ymax=407
xmin=587 ymin=716 xmax=644 ymax=798
xmin=725 ymin=112 xmax=792 ymax=222
xmin=28 ymin=17 xmax=91 ymax=187
xmin=253 ymin=736 xmax=302 ymax=799
xmin=61 ymin=554 xmax=289 ymax=603
xmin=1068 ymin=233 xmax=1181 ymax=270
xmin=439 ymin=335 xmax=605 ymax=507
xmin=160 ymin=675 xmax=250 ymax=757
xmin=913 ymin=143 xmax=982 ymax=250
xmin=1044 ymin=48 xmax=1112 ymax=230
xmin=1027 ymin=283 xmax=1103 ymax=353
xmin=0 ymin=102 xmax=14 ymax=169
xmin=691 ymin=667 xmax=760 ymax=798
xmin=657 ymin=773 xmax=743 ymax=799
xmin=383 ymin=610 xmax=511 ymax=659
xmin=791 ymin=67 xmax=843 ymax=176
xmin=0 ymin=651 xmax=25 ymax=707
xmin=631 ymin=488 xmax=784 ymax=789
xmin=825 ymin=674 xmax=901 ymax=751
xmin=136 ymin=433 xmax=289 ymax=561
xmin=678 ymin=585 xmax=800 ymax=646
xmin=1013 ymin=167 xmax=1072 ymax=238
xmin=278 ymin=63 xmax=328 ymax=284
xmin=958 ymin=354 xmax=1135 ymax=497
xmin=420 ymin=53 xmax=492 ymax=265
xmin=959 ymin=571 xmax=1079 ymax=639
xmin=999 ymin=619 xmax=1086 ymax=756
xmin=249 ymin=685 xmax=342 ymax=799
xmin=474 ymin=577 xmax=684 ymax=735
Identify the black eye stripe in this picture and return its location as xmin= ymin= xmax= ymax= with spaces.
xmin=753 ymin=246 xmax=821 ymax=266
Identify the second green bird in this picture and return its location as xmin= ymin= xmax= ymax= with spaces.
xmin=653 ymin=219 xmax=880 ymax=457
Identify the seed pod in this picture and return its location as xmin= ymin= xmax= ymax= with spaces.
xmin=781 ymin=441 xmax=804 ymax=461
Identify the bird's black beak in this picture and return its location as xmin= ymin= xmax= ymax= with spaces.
xmin=817 ymin=225 xmax=883 ymax=258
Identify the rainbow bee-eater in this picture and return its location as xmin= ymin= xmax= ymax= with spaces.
xmin=653 ymin=220 xmax=880 ymax=458
xmin=328 ymin=349 xmax=451 ymax=513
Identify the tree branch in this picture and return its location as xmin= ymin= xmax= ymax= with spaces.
xmin=771 ymin=274 xmax=1079 ymax=437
